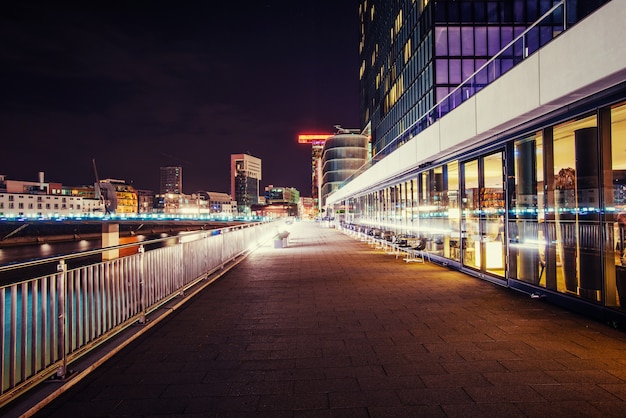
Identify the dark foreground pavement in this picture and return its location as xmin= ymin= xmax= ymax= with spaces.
xmin=15 ymin=222 xmax=626 ymax=417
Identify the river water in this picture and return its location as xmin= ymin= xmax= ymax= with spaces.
xmin=0 ymin=239 xmax=103 ymax=265
xmin=0 ymin=234 xmax=177 ymax=284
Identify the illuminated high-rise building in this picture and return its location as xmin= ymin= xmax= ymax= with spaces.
xmin=160 ymin=166 xmax=182 ymax=194
xmin=230 ymin=154 xmax=262 ymax=214
xmin=297 ymin=133 xmax=333 ymax=210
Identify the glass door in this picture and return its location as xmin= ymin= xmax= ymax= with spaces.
xmin=461 ymin=151 xmax=506 ymax=278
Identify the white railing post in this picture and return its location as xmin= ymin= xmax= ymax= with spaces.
xmin=55 ymin=260 xmax=68 ymax=379
xmin=178 ymin=237 xmax=185 ymax=297
xmin=138 ymin=245 xmax=146 ymax=324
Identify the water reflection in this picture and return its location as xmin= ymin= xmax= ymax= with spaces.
xmin=0 ymin=233 xmax=177 ymax=285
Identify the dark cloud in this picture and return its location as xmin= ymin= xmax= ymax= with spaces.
xmin=0 ymin=1 xmax=360 ymax=195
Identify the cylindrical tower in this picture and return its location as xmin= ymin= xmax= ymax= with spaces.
xmin=321 ymin=132 xmax=369 ymax=207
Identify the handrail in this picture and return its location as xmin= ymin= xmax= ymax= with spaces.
xmin=0 ymin=221 xmax=276 ymax=408
xmin=338 ymin=1 xmax=567 ymax=189
xmin=0 ymin=221 xmax=261 ymax=275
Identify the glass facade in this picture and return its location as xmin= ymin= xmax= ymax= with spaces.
xmin=360 ymin=0 xmax=610 ymax=160
xmin=321 ymin=134 xmax=369 ymax=203
xmin=610 ymin=103 xmax=626 ymax=309
xmin=234 ymin=167 xmax=259 ymax=213
xmin=508 ymin=115 xmax=605 ymax=300
xmin=338 ymin=99 xmax=626 ymax=316
xmin=346 ymin=0 xmax=621 ymax=321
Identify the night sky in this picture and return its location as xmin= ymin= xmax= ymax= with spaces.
xmin=0 ymin=1 xmax=360 ymax=196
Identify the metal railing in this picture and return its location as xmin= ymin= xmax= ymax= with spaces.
xmin=341 ymin=0 xmax=570 ymax=187
xmin=0 ymin=221 xmax=276 ymax=407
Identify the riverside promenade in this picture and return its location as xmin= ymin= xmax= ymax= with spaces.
xmin=14 ymin=221 xmax=626 ymax=417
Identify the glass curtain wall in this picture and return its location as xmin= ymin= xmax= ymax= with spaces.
xmin=609 ymin=102 xmax=626 ymax=310
xmin=409 ymin=178 xmax=420 ymax=233
xmin=509 ymin=132 xmax=544 ymax=285
xmin=461 ymin=152 xmax=506 ymax=277
xmin=447 ymin=162 xmax=461 ymax=261
xmin=552 ymin=115 xmax=600 ymax=300
xmin=509 ymin=113 xmax=603 ymax=302
xmin=462 ymin=159 xmax=480 ymax=269
xmin=341 ymin=100 xmax=624 ymax=314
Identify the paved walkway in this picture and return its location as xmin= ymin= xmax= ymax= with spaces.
xmin=20 ymin=222 xmax=626 ymax=416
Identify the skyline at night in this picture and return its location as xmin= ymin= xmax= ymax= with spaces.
xmin=0 ymin=1 xmax=360 ymax=196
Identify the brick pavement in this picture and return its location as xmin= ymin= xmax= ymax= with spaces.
xmin=17 ymin=221 xmax=626 ymax=417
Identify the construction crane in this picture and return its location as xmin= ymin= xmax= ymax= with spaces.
xmin=92 ymin=158 xmax=109 ymax=214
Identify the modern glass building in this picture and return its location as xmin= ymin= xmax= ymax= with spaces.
xmin=328 ymin=0 xmax=626 ymax=323
xmin=321 ymin=132 xmax=369 ymax=205
xmin=361 ymin=0 xmax=609 ymax=156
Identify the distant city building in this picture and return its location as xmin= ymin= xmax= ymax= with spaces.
xmin=298 ymin=133 xmax=333 ymax=211
xmin=0 ymin=192 xmax=92 ymax=218
xmin=2 ymin=171 xmax=62 ymax=195
xmin=230 ymin=154 xmax=262 ymax=215
xmin=100 ymin=179 xmax=138 ymax=215
xmin=195 ymin=191 xmax=237 ymax=216
xmin=136 ymin=189 xmax=155 ymax=214
xmin=250 ymin=201 xmax=298 ymax=219
xmin=0 ymin=172 xmax=102 ymax=218
xmin=265 ymin=185 xmax=300 ymax=204
xmin=65 ymin=185 xmax=105 ymax=214
xmin=160 ymin=166 xmax=183 ymax=194
xmin=299 ymin=196 xmax=316 ymax=220
xmin=253 ymin=185 xmax=301 ymax=219
xmin=154 ymin=192 xmax=204 ymax=216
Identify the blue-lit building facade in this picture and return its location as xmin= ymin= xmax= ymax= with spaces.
xmin=328 ymin=0 xmax=626 ymax=323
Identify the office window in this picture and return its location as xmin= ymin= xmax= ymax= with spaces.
xmin=461 ymin=27 xmax=474 ymax=56
xmin=448 ymin=27 xmax=461 ymax=56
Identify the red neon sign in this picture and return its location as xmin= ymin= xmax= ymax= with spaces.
xmin=297 ymin=134 xmax=333 ymax=144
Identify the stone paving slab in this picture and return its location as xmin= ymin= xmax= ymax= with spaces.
xmin=14 ymin=221 xmax=626 ymax=417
